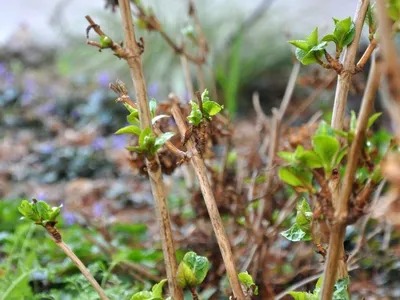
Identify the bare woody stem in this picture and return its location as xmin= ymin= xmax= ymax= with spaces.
xmin=321 ymin=1 xmax=370 ymax=299
xmin=117 ymin=0 xmax=183 ymax=298
xmin=336 ymin=53 xmax=381 ymax=222
xmin=171 ymin=102 xmax=245 ymax=300
xmin=44 ymin=226 xmax=109 ymax=300
xmin=330 ymin=0 xmax=370 ymax=131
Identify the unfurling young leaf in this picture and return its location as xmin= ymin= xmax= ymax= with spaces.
xmin=367 ymin=112 xmax=382 ymax=129
xmin=187 ymin=101 xmax=203 ymax=126
xmin=151 ymin=279 xmax=167 ymax=298
xmin=18 ymin=200 xmax=40 ymax=222
xmin=153 ymin=132 xmax=175 ymax=154
xmin=288 ymin=291 xmax=316 ymax=300
xmin=115 ymin=125 xmax=142 ymax=136
xmin=130 ymin=278 xmax=167 ymax=300
xmin=289 ymin=28 xmax=327 ymax=65
xmin=238 ymin=271 xmax=259 ymax=295
xmin=281 ymin=223 xmax=311 ymax=242
xmin=332 ymin=17 xmax=355 ymax=48
xmin=149 ymin=98 xmax=157 ymax=118
xmin=201 ymin=89 xmax=223 ymax=119
xmin=312 ymin=135 xmax=339 ymax=173
xmin=18 ymin=200 xmax=62 ymax=224
xmin=177 ymin=251 xmax=210 ymax=288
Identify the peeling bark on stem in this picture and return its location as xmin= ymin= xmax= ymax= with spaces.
xmin=171 ymin=103 xmax=245 ymax=300
xmin=117 ymin=1 xmax=183 ymax=298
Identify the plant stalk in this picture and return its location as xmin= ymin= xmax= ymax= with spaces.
xmin=45 ymin=226 xmax=109 ymax=300
xmin=321 ymin=1 xmax=370 ymax=299
xmin=118 ymin=0 xmax=183 ymax=298
xmin=171 ymin=103 xmax=245 ymax=300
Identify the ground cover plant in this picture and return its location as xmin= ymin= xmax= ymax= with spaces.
xmin=2 ymin=0 xmax=400 ymax=299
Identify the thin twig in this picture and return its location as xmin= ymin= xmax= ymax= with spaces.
xmin=320 ymin=1 xmax=373 ymax=295
xmin=171 ymin=100 xmax=245 ymax=300
xmin=113 ymin=1 xmax=183 ymax=298
xmin=51 ymin=235 xmax=109 ymax=300
xmin=336 ymin=52 xmax=381 ymax=221
xmin=330 ymin=0 xmax=370 ymax=131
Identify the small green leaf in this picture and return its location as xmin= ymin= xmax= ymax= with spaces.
xmin=333 ymin=277 xmax=350 ymax=300
xmin=127 ymin=111 xmax=140 ymax=125
xmin=333 ymin=146 xmax=348 ymax=167
xmin=278 ymin=151 xmax=295 ymax=163
xmin=281 ymin=223 xmax=311 ymax=242
xmin=306 ymin=27 xmax=319 ymax=46
xmin=321 ymin=34 xmax=337 ymax=43
xmin=187 ymin=101 xmax=203 ymax=126
xmin=151 ymin=279 xmax=167 ymax=298
xmin=36 ymin=201 xmax=51 ymax=220
xmin=201 ymin=89 xmax=210 ymax=102
xmin=312 ymin=135 xmax=339 ymax=170
xmin=278 ymin=167 xmax=304 ymax=187
xmin=152 ymin=115 xmax=170 ymax=125
xmin=333 ymin=17 xmax=355 ymax=48
xmin=149 ymin=98 xmax=157 ymax=118
xmin=238 ymin=272 xmax=259 ymax=295
xmin=130 ymin=291 xmax=156 ymax=300
xmin=153 ymin=132 xmax=175 ymax=153
xmin=297 ymin=150 xmax=323 ymax=169
xmin=125 ymin=146 xmax=144 ymax=153
xmin=288 ymin=40 xmax=310 ymax=51
xmin=177 ymin=251 xmax=210 ymax=288
xmin=367 ymin=112 xmax=382 ymax=129
xmin=202 ymin=101 xmax=223 ymax=118
xmin=310 ymin=41 xmax=328 ymax=52
xmin=315 ymin=121 xmax=335 ymax=136
xmin=365 ymin=4 xmax=376 ymax=31
xmin=48 ymin=205 xmax=62 ymax=221
xmin=296 ymin=199 xmax=313 ymax=233
xmin=18 ymin=200 xmax=40 ymax=222
xmin=288 ymin=291 xmax=316 ymax=300
xmin=295 ymin=48 xmax=319 ymax=65
xmin=115 ymin=125 xmax=142 ymax=136
xmin=139 ymin=127 xmax=153 ymax=149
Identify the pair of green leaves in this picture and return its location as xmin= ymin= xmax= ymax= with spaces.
xmin=289 ymin=17 xmax=355 ymax=65
xmin=177 ymin=251 xmax=210 ymax=288
xmin=238 ymin=271 xmax=259 ymax=296
xmin=130 ymin=279 xmax=167 ymax=300
xmin=289 ymin=28 xmax=327 ymax=65
xmin=281 ymin=199 xmax=312 ymax=242
xmin=289 ymin=276 xmax=350 ymax=300
xmin=18 ymin=200 xmax=62 ymax=226
xmin=116 ymin=99 xmax=174 ymax=156
xmin=278 ymin=121 xmax=346 ymax=189
xmin=321 ymin=17 xmax=355 ymax=51
xmin=187 ymin=89 xmax=223 ymax=126
xmin=120 ymin=127 xmax=174 ymax=156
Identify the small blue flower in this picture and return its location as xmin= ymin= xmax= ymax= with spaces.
xmin=93 ymin=203 xmax=104 ymax=217
xmin=63 ymin=211 xmax=77 ymax=225
xmin=97 ymin=72 xmax=110 ymax=88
